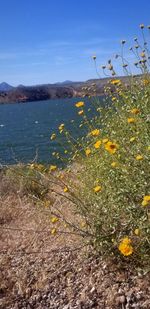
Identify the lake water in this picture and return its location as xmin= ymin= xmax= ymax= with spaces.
xmin=0 ymin=97 xmax=97 ymax=165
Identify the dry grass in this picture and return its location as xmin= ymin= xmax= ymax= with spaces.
xmin=0 ymin=167 xmax=150 ymax=308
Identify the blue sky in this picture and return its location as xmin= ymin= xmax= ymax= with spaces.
xmin=0 ymin=0 xmax=150 ymax=86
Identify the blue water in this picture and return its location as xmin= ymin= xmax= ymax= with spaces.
xmin=0 ymin=97 xmax=97 ymax=165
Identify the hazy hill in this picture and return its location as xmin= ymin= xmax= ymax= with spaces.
xmin=0 ymin=82 xmax=14 ymax=92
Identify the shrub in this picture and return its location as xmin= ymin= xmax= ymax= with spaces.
xmin=47 ymin=25 xmax=150 ymax=265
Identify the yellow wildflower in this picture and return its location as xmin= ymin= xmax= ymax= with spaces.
xmin=130 ymin=137 xmax=136 ymax=142
xmin=50 ymin=165 xmax=57 ymax=172
xmin=136 ymin=155 xmax=143 ymax=160
xmin=112 ymin=97 xmax=117 ymax=101
xmin=78 ymin=110 xmax=84 ymax=115
xmin=51 ymin=217 xmax=59 ymax=224
xmin=134 ymin=229 xmax=140 ymax=236
xmin=130 ymin=108 xmax=140 ymax=114
xmin=85 ymin=148 xmax=91 ymax=156
xmin=140 ymin=52 xmax=145 ymax=58
xmin=51 ymin=228 xmax=57 ymax=235
xmin=141 ymin=195 xmax=150 ymax=207
xmin=59 ymin=123 xmax=65 ymax=131
xmin=93 ymin=185 xmax=102 ymax=193
xmin=110 ymin=79 xmax=121 ymax=85
xmin=94 ymin=140 xmax=102 ymax=149
xmin=105 ymin=141 xmax=118 ymax=154
xmin=75 ymin=101 xmax=84 ymax=108
xmin=29 ymin=163 xmax=35 ymax=169
xmin=80 ymin=221 xmax=86 ymax=228
xmin=50 ymin=133 xmax=56 ymax=140
xmin=111 ymin=162 xmax=118 ymax=168
xmin=118 ymin=237 xmax=133 ymax=256
xmin=64 ymin=187 xmax=68 ymax=193
xmin=143 ymin=79 xmax=150 ymax=86
xmin=44 ymin=201 xmax=50 ymax=208
xmin=127 ymin=118 xmax=136 ymax=124
xmin=59 ymin=173 xmax=64 ymax=179
xmin=102 ymin=138 xmax=109 ymax=144
xmin=90 ymin=129 xmax=100 ymax=136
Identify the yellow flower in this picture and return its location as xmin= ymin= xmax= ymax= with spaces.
xmin=51 ymin=217 xmax=59 ymax=224
xmin=130 ymin=108 xmax=140 ymax=114
xmin=44 ymin=201 xmax=50 ymax=208
xmin=58 ymin=173 xmax=64 ymax=179
xmin=90 ymin=129 xmax=100 ymax=136
xmin=118 ymin=237 xmax=133 ymax=256
xmin=29 ymin=163 xmax=35 ymax=169
xmin=130 ymin=137 xmax=136 ymax=142
xmin=64 ymin=187 xmax=68 ymax=193
xmin=105 ymin=141 xmax=118 ymax=154
xmin=85 ymin=148 xmax=91 ymax=156
xmin=94 ymin=140 xmax=102 ymax=149
xmin=93 ymin=185 xmax=102 ymax=193
xmin=110 ymin=79 xmax=121 ymax=85
xmin=143 ymin=79 xmax=150 ymax=86
xmin=112 ymin=97 xmax=117 ymax=101
xmin=51 ymin=228 xmax=57 ymax=235
xmin=59 ymin=123 xmax=65 ymax=131
xmin=136 ymin=155 xmax=143 ymax=161
xmin=102 ymin=138 xmax=109 ymax=144
xmin=36 ymin=164 xmax=45 ymax=172
xmin=50 ymin=165 xmax=57 ymax=172
xmin=120 ymin=237 xmax=131 ymax=245
xmin=80 ymin=221 xmax=86 ymax=228
xmin=127 ymin=118 xmax=136 ymax=124
xmin=75 ymin=101 xmax=84 ymax=108
xmin=78 ymin=110 xmax=84 ymax=115
xmin=134 ymin=229 xmax=140 ymax=236
xmin=111 ymin=162 xmax=118 ymax=168
xmin=141 ymin=195 xmax=150 ymax=207
xmin=50 ymin=133 xmax=56 ymax=140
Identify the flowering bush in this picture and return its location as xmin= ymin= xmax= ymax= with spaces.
xmin=46 ymin=25 xmax=150 ymax=265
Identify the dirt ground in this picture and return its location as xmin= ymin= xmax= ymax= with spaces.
xmin=0 ymin=170 xmax=150 ymax=309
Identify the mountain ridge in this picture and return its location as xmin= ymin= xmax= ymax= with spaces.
xmin=0 ymin=75 xmax=140 ymax=104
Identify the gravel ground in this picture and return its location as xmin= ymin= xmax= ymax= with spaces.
xmin=0 ymin=172 xmax=150 ymax=309
xmin=1 ymin=247 xmax=150 ymax=309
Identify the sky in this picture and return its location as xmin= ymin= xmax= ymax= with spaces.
xmin=0 ymin=0 xmax=150 ymax=86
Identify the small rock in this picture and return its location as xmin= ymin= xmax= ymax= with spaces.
xmin=116 ymin=295 xmax=126 ymax=305
xmin=90 ymin=286 xmax=96 ymax=294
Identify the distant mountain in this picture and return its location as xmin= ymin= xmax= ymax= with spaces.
xmin=55 ymin=80 xmax=79 ymax=85
xmin=17 ymin=84 xmax=25 ymax=88
xmin=0 ymin=82 xmax=14 ymax=92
